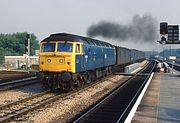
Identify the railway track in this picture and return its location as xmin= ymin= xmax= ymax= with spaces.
xmin=0 ymin=71 xmax=36 ymax=83
xmin=0 ymin=90 xmax=52 ymax=122
xmin=0 ymin=61 xmax=151 ymax=122
xmin=167 ymin=62 xmax=180 ymax=71
xmin=0 ymin=74 xmax=120 ymax=122
xmin=72 ymin=60 xmax=156 ymax=123
xmin=0 ymin=76 xmax=40 ymax=91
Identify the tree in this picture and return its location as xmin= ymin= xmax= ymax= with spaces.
xmin=0 ymin=32 xmax=39 ymax=64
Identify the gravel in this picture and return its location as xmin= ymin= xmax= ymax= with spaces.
xmin=26 ymin=60 xmax=147 ymax=123
xmin=26 ymin=75 xmax=130 ymax=123
xmin=2 ymin=60 xmax=147 ymax=123
xmin=0 ymin=83 xmax=44 ymax=105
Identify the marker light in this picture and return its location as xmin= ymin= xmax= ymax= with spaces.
xmin=47 ymin=59 xmax=51 ymax=63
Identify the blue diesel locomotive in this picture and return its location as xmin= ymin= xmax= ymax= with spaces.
xmin=39 ymin=33 xmax=145 ymax=90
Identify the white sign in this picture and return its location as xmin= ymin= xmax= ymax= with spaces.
xmin=169 ymin=56 xmax=176 ymax=60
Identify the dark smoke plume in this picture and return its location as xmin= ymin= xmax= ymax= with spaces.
xmin=87 ymin=14 xmax=158 ymax=42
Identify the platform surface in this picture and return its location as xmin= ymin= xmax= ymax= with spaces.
xmin=132 ymin=73 xmax=180 ymax=123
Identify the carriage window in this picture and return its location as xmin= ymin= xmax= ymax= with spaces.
xmin=41 ymin=43 xmax=55 ymax=52
xmin=58 ymin=43 xmax=73 ymax=52
xmin=76 ymin=44 xmax=80 ymax=53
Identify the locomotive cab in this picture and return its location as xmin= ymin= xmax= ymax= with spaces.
xmin=39 ymin=40 xmax=84 ymax=89
xmin=39 ymin=41 xmax=83 ymax=73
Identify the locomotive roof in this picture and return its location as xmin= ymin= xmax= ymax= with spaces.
xmin=41 ymin=33 xmax=114 ymax=48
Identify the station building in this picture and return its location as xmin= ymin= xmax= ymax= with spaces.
xmin=4 ymin=54 xmax=39 ymax=70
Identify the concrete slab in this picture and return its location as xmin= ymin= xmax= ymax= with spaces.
xmin=158 ymin=74 xmax=180 ymax=123
xmin=131 ymin=73 xmax=180 ymax=123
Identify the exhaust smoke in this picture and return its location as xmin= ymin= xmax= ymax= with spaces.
xmin=87 ymin=14 xmax=158 ymax=43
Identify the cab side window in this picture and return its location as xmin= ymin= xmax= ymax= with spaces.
xmin=76 ymin=44 xmax=80 ymax=53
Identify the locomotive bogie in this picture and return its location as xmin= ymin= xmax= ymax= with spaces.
xmin=41 ymin=66 xmax=114 ymax=90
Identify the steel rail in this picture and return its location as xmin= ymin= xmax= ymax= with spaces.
xmin=0 ymin=74 xmax=124 ymax=122
xmin=72 ymin=60 xmax=156 ymax=123
xmin=0 ymin=77 xmax=40 ymax=92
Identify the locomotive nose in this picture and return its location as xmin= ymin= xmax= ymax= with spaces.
xmin=61 ymin=72 xmax=72 ymax=82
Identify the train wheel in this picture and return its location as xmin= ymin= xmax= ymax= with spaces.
xmin=78 ymin=74 xmax=85 ymax=86
xmin=52 ymin=77 xmax=58 ymax=89
xmin=109 ymin=67 xmax=113 ymax=75
xmin=91 ymin=71 xmax=97 ymax=81
xmin=49 ymin=80 xmax=53 ymax=90
xmin=75 ymin=80 xmax=81 ymax=88
xmin=66 ymin=81 xmax=74 ymax=91
xmin=104 ymin=68 xmax=108 ymax=77
xmin=84 ymin=72 xmax=91 ymax=84
xmin=42 ymin=78 xmax=49 ymax=89
xmin=46 ymin=77 xmax=55 ymax=90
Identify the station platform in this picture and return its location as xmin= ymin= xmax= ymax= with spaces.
xmin=132 ymin=73 xmax=180 ymax=123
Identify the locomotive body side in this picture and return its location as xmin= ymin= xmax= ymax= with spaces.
xmin=76 ymin=43 xmax=115 ymax=72
xmin=39 ymin=33 xmax=116 ymax=90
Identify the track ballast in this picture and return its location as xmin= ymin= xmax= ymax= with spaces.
xmin=72 ymin=60 xmax=156 ymax=123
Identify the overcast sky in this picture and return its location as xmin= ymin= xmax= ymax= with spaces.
xmin=0 ymin=0 xmax=180 ymax=51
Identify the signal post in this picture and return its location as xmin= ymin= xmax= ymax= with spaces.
xmin=157 ymin=22 xmax=179 ymax=73
xmin=158 ymin=22 xmax=179 ymax=44
xmin=25 ymin=34 xmax=31 ymax=69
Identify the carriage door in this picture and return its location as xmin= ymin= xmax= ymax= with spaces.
xmin=81 ymin=44 xmax=86 ymax=68
xmin=76 ymin=43 xmax=85 ymax=70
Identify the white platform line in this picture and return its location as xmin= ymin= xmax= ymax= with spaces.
xmin=124 ymin=72 xmax=154 ymax=123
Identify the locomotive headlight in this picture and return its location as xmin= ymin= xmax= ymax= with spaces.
xmin=59 ymin=59 xmax=63 ymax=63
xmin=47 ymin=59 xmax=51 ymax=63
